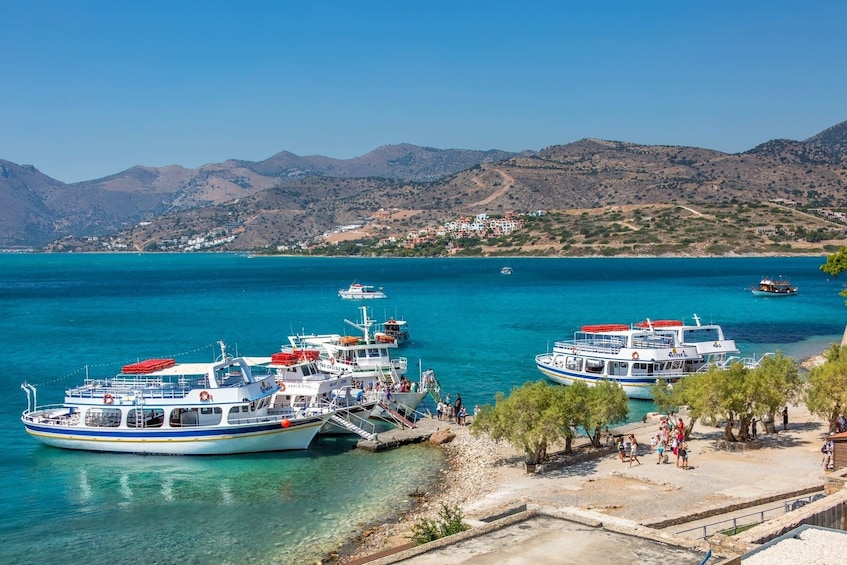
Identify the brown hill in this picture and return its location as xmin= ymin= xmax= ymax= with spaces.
xmin=5 ymin=121 xmax=847 ymax=250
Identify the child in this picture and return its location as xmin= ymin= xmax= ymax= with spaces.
xmin=679 ymin=440 xmax=689 ymax=470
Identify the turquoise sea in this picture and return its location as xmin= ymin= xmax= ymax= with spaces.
xmin=1 ymin=254 xmax=845 ymax=564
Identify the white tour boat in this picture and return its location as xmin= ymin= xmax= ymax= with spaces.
xmin=535 ymin=315 xmax=763 ymax=400
xmin=21 ymin=342 xmax=332 ymax=455
xmin=338 ymin=283 xmax=387 ymax=300
xmin=289 ymin=306 xmax=435 ymax=414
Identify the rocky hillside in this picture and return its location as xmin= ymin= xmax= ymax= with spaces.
xmin=3 ymin=121 xmax=846 ymax=250
xmin=0 ymin=145 xmax=517 ymax=247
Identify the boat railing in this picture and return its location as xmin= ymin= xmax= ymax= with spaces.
xmin=66 ymin=385 xmax=193 ymax=401
xmin=22 ymin=404 xmax=81 ymax=426
xmin=553 ymin=338 xmax=625 ymax=356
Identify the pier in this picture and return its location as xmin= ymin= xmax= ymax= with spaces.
xmin=356 ymin=415 xmax=453 ymax=452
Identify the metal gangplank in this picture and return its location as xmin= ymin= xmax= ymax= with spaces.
xmin=377 ymin=401 xmax=417 ymax=429
xmin=328 ymin=409 xmax=378 ymax=441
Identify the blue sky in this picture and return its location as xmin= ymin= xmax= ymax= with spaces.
xmin=2 ymin=1 xmax=845 ymax=183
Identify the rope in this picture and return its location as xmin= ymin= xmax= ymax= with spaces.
xmin=27 ymin=342 xmax=220 ymax=388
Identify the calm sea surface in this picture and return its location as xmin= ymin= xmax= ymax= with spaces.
xmin=1 ymin=254 xmax=845 ymax=564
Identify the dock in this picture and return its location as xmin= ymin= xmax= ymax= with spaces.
xmin=356 ymin=415 xmax=455 ymax=452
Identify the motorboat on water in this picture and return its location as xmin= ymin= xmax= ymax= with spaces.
xmin=375 ymin=317 xmax=410 ymax=346
xmin=500 ymin=266 xmax=513 ymax=275
xmin=338 ymin=283 xmax=387 ymax=300
xmin=20 ymin=342 xmax=332 ymax=455
xmin=535 ymin=315 xmax=768 ymax=400
xmin=750 ymin=276 xmax=797 ymax=296
xmin=289 ymin=306 xmax=437 ymax=415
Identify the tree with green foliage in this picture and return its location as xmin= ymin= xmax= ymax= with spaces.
xmin=567 ymin=380 xmax=629 ymax=447
xmin=652 ymin=353 xmax=801 ymax=441
xmin=820 ymin=247 xmax=847 ymax=303
xmin=805 ymin=344 xmax=847 ymax=433
xmin=471 ymin=380 xmax=576 ymax=464
xmin=471 ymin=379 xmax=628 ymax=463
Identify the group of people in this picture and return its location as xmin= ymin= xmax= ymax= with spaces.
xmin=436 ymin=393 xmax=471 ymax=425
xmin=616 ymin=434 xmax=641 ymax=467
xmin=642 ymin=417 xmax=690 ymax=470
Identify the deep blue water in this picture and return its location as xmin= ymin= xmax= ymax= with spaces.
xmin=1 ymin=254 xmax=845 ymax=563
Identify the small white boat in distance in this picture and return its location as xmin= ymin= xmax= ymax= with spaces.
xmin=750 ymin=276 xmax=797 ymax=297
xmin=338 ymin=283 xmax=387 ymax=300
xmin=21 ymin=341 xmax=331 ymax=455
xmin=500 ymin=266 xmax=513 ymax=275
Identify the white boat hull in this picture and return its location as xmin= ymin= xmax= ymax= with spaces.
xmin=535 ymin=359 xmax=668 ymax=400
xmin=22 ymin=416 xmax=327 ymax=455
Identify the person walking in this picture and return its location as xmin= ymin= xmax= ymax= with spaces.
xmin=628 ymin=434 xmax=641 ymax=466
xmin=782 ymin=407 xmax=788 ymax=431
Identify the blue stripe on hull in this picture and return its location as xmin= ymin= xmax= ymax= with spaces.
xmin=536 ymin=363 xmax=660 ymax=400
xmin=23 ymin=419 xmax=325 ymax=454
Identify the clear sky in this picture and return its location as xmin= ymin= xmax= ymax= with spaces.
xmin=2 ymin=1 xmax=845 ymax=183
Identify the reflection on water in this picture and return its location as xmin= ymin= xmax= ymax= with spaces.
xmin=4 ymin=436 xmax=445 ymax=565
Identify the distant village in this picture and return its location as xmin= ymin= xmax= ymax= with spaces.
xmin=35 ymin=200 xmax=847 ymax=254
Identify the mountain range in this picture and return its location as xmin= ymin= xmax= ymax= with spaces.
xmin=1 ymin=121 xmax=846 ymax=250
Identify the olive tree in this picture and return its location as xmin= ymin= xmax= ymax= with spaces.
xmin=471 ymin=379 xmax=628 ymax=464
xmin=567 ymin=380 xmax=629 ymax=447
xmin=471 ymin=380 xmax=576 ymax=464
xmin=654 ymin=353 xmax=801 ymax=442
xmin=805 ymin=344 xmax=847 ymax=433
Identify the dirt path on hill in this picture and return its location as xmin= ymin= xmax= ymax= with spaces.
xmin=469 ymin=169 xmax=515 ymax=207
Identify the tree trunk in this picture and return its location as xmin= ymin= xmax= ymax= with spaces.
xmin=564 ymin=435 xmax=573 ymax=455
xmin=724 ymin=421 xmax=737 ymax=442
xmin=738 ymin=416 xmax=750 ymax=442
xmin=764 ymin=412 xmax=777 ymax=434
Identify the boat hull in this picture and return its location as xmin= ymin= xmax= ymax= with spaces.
xmin=750 ymin=289 xmax=797 ymax=297
xmin=536 ymin=359 xmax=677 ymax=400
xmin=22 ymin=416 xmax=327 ymax=455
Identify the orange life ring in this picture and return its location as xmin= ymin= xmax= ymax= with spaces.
xmin=103 ymin=393 xmax=114 ymax=405
xmin=330 ymin=356 xmax=335 ymax=365
xmin=632 ymin=352 xmax=640 ymax=360
xmin=279 ymin=382 xmax=286 ymax=392
xmin=199 ymin=390 xmax=211 ymax=402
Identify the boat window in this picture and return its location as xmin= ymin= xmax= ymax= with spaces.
xmin=585 ymin=359 xmax=605 ymax=374
xmin=682 ymin=328 xmax=720 ymax=342
xmin=610 ymin=361 xmax=628 ymax=376
xmin=127 ymin=408 xmax=165 ymax=428
xmin=565 ymin=356 xmax=582 ymax=370
xmin=84 ymin=408 xmax=122 ymax=427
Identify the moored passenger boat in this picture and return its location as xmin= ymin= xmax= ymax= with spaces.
xmin=289 ymin=306 xmax=436 ymax=414
xmin=750 ymin=276 xmax=798 ymax=296
xmin=535 ymin=315 xmax=764 ymax=400
xmin=21 ymin=342 xmax=331 ymax=455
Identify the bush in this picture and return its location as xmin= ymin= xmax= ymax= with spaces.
xmin=410 ymin=504 xmax=469 ymax=546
